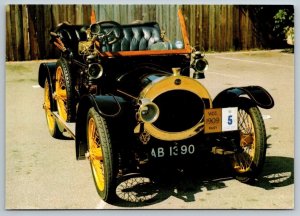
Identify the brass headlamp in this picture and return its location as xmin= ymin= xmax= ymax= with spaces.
xmin=191 ymin=51 xmax=209 ymax=79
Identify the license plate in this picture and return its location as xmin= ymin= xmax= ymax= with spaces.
xmin=150 ymin=144 xmax=195 ymax=158
xmin=204 ymin=107 xmax=238 ymax=133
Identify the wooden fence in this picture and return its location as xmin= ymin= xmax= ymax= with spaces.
xmin=6 ymin=5 xmax=265 ymax=61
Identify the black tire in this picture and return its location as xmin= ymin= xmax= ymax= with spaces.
xmin=44 ymin=78 xmax=64 ymax=139
xmin=55 ymin=58 xmax=75 ymax=122
xmin=86 ymin=107 xmax=117 ymax=202
xmin=230 ymin=98 xmax=267 ymax=184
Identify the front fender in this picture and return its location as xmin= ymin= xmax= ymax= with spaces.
xmin=213 ymin=86 xmax=274 ymax=109
xmin=75 ymin=95 xmax=130 ymax=160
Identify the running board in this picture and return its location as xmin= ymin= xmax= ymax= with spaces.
xmin=52 ymin=111 xmax=76 ymax=139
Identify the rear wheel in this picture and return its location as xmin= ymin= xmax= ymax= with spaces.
xmin=87 ymin=108 xmax=116 ymax=202
xmin=231 ymin=98 xmax=267 ymax=183
xmin=55 ymin=58 xmax=75 ymax=122
xmin=44 ymin=78 xmax=63 ymax=138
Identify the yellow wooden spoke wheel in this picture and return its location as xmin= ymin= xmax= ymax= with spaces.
xmin=88 ymin=117 xmax=105 ymax=191
xmin=44 ymin=78 xmax=63 ymax=138
xmin=55 ymin=58 xmax=75 ymax=122
xmin=55 ymin=66 xmax=68 ymax=121
xmin=87 ymin=108 xmax=116 ymax=202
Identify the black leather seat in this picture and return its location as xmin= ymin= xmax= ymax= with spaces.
xmin=101 ymin=22 xmax=163 ymax=52
xmin=52 ymin=21 xmax=162 ymax=54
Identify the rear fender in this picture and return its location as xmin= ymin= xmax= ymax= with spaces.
xmin=39 ymin=62 xmax=57 ymax=112
xmin=213 ymin=86 xmax=274 ymax=109
xmin=38 ymin=62 xmax=56 ymax=88
xmin=75 ymin=95 xmax=130 ymax=160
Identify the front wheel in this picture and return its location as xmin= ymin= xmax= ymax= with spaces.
xmin=87 ymin=108 xmax=116 ymax=202
xmin=230 ymin=98 xmax=267 ymax=183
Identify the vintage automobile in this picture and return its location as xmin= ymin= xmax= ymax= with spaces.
xmin=38 ymin=9 xmax=274 ymax=202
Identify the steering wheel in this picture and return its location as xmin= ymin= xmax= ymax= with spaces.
xmin=90 ymin=21 xmax=122 ymax=45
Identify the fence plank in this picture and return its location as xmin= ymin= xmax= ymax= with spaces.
xmin=82 ymin=5 xmax=91 ymax=24
xmin=51 ymin=5 xmax=59 ymax=26
xmin=6 ymin=5 xmax=14 ymax=61
xmin=22 ymin=5 xmax=30 ymax=60
xmin=28 ymin=5 xmax=40 ymax=59
xmin=202 ymin=5 xmax=209 ymax=51
xmin=10 ymin=5 xmax=17 ymax=61
xmin=36 ymin=5 xmax=46 ymax=59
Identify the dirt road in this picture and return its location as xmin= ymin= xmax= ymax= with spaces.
xmin=5 ymin=50 xmax=294 ymax=209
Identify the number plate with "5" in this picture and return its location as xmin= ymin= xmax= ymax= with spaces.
xmin=204 ymin=107 xmax=238 ymax=133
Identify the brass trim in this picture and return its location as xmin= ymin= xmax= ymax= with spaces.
xmin=140 ymin=75 xmax=212 ymax=141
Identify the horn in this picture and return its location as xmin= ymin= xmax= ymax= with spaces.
xmin=138 ymin=99 xmax=160 ymax=123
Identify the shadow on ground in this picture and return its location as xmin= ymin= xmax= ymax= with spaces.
xmin=112 ymin=155 xmax=294 ymax=207
xmin=256 ymin=156 xmax=294 ymax=190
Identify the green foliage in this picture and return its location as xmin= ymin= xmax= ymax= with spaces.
xmin=240 ymin=5 xmax=294 ymax=48
xmin=273 ymin=8 xmax=294 ymax=43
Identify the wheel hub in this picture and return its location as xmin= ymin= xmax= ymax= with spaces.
xmin=240 ymin=133 xmax=254 ymax=147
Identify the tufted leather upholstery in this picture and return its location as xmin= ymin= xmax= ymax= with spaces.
xmin=101 ymin=22 xmax=163 ymax=52
xmin=52 ymin=22 xmax=162 ymax=54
